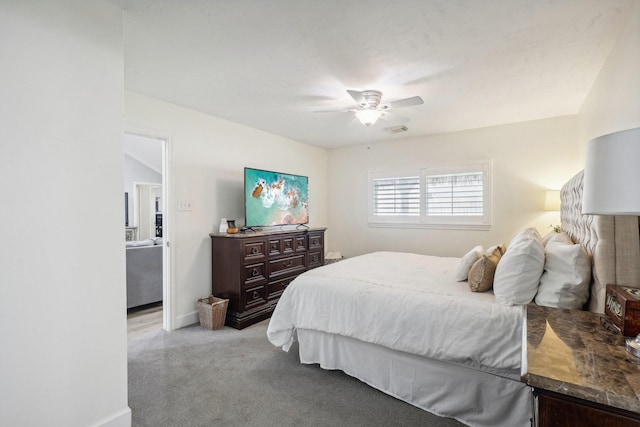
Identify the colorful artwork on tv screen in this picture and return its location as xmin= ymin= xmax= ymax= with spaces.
xmin=245 ymin=168 xmax=309 ymax=226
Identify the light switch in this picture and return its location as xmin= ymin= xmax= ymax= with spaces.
xmin=177 ymin=200 xmax=192 ymax=211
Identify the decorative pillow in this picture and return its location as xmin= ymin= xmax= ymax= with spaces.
xmin=486 ymin=243 xmax=506 ymax=256
xmin=468 ymin=247 xmax=503 ymax=292
xmin=535 ymin=240 xmax=591 ymax=309
xmin=493 ymin=231 xmax=545 ymax=305
xmin=455 ymin=245 xmax=483 ymax=281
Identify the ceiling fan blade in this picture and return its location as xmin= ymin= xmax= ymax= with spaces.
xmin=346 ymin=90 xmax=366 ymax=106
xmin=380 ymin=96 xmax=424 ymax=110
xmin=313 ymin=108 xmax=356 ymax=113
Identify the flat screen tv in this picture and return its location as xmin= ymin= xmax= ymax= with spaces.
xmin=244 ymin=167 xmax=309 ymax=227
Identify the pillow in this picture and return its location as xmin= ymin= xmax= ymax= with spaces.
xmin=509 ymin=227 xmax=542 ymax=246
xmin=455 ymin=245 xmax=483 ymax=281
xmin=541 ymin=231 xmax=571 ymax=247
xmin=535 ymin=240 xmax=591 ymax=309
xmin=493 ymin=231 xmax=545 ymax=305
xmin=486 ymin=243 xmax=506 ymax=256
xmin=468 ymin=247 xmax=503 ymax=292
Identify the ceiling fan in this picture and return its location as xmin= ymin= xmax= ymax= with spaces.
xmin=316 ymin=90 xmax=424 ymax=127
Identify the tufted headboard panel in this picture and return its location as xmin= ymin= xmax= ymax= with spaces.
xmin=561 ymin=170 xmax=640 ymax=313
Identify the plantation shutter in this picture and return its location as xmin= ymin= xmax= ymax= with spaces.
xmin=426 ymin=172 xmax=484 ymax=216
xmin=372 ymin=176 xmax=420 ymax=216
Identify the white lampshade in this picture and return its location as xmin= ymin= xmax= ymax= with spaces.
xmin=544 ymin=190 xmax=561 ymax=211
xmin=355 ymin=109 xmax=383 ymax=126
xmin=582 ymin=127 xmax=640 ymax=215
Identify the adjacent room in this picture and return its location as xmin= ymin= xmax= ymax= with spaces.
xmin=2 ymin=1 xmax=639 ymax=426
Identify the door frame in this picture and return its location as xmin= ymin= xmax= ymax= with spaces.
xmin=125 ymin=128 xmax=175 ymax=331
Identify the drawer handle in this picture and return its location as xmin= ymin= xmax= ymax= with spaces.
xmin=252 ymin=268 xmax=259 ymax=277
xmin=283 ymin=260 xmax=293 ymax=267
xmin=252 ymin=290 xmax=260 ymax=300
xmin=252 ymin=247 xmax=258 ymax=254
xmin=312 ymin=254 xmax=318 ymax=262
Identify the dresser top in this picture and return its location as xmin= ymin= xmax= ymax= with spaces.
xmin=524 ymin=304 xmax=640 ymax=414
xmin=209 ymin=227 xmax=326 ymax=239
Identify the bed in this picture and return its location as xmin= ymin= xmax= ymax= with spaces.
xmin=267 ymin=170 xmax=640 ymax=426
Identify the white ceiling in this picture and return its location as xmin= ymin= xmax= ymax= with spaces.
xmin=118 ymin=0 xmax=633 ymax=149
xmin=124 ymin=133 xmax=162 ymax=173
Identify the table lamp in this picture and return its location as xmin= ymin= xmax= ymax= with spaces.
xmin=582 ymin=127 xmax=640 ymax=360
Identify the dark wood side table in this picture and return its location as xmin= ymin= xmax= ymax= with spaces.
xmin=523 ymin=304 xmax=640 ymax=426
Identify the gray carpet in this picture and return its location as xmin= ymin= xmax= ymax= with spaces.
xmin=128 ymin=320 xmax=465 ymax=427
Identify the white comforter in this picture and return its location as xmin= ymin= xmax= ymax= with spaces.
xmin=267 ymin=251 xmax=524 ymax=372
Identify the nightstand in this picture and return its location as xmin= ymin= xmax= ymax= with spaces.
xmin=523 ymin=304 xmax=640 ymax=426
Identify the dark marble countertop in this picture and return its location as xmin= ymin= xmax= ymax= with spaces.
xmin=523 ymin=304 xmax=640 ymax=414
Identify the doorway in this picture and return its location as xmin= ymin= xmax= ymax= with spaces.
xmin=124 ymin=132 xmax=172 ymax=333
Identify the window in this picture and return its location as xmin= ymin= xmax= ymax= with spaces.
xmin=369 ymin=161 xmax=491 ymax=229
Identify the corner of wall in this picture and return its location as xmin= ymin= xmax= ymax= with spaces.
xmin=577 ymin=1 xmax=640 ymax=145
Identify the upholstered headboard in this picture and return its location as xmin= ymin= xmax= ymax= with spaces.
xmin=560 ymin=170 xmax=640 ymax=313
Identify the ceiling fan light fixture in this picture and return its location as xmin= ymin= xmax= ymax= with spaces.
xmin=355 ymin=109 xmax=383 ymax=126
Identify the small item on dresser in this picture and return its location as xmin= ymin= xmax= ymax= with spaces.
xmin=226 ymin=219 xmax=238 ymax=234
xmin=219 ymin=217 xmax=228 ymax=233
xmin=625 ymin=335 xmax=640 ymax=364
xmin=605 ymin=284 xmax=640 ymax=336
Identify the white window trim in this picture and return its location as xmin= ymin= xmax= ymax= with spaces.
xmin=368 ymin=161 xmax=492 ymax=230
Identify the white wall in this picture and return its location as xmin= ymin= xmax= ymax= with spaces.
xmin=578 ymin=0 xmax=640 ymax=144
xmin=0 ymin=1 xmax=130 ymax=427
xmin=327 ymin=116 xmax=581 ymax=258
xmin=124 ymin=92 xmax=329 ymax=328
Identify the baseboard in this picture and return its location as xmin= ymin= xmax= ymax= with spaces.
xmin=175 ymin=310 xmax=199 ymax=329
xmin=90 ymin=407 xmax=131 ymax=427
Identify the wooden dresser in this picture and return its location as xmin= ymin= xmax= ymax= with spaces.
xmin=210 ymin=227 xmax=326 ymax=329
xmin=523 ymin=304 xmax=640 ymax=426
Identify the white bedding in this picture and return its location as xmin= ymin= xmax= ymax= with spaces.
xmin=267 ymin=251 xmax=524 ymax=373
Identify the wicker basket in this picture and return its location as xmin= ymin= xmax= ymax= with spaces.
xmin=197 ymin=296 xmax=229 ymax=330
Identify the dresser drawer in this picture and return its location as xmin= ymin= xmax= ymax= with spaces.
xmin=269 ymin=254 xmax=306 ymax=279
xmin=269 ymin=238 xmax=282 ymax=256
xmin=309 ymin=233 xmax=323 ymax=250
xmin=243 ymin=262 xmax=266 ymax=287
xmin=243 ymin=240 xmax=266 ymax=263
xmin=243 ymin=284 xmax=267 ymax=309
xmin=308 ymin=250 xmax=323 ymax=269
xmin=294 ymin=235 xmax=307 ymax=252
xmin=268 ymin=275 xmax=297 ymax=300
